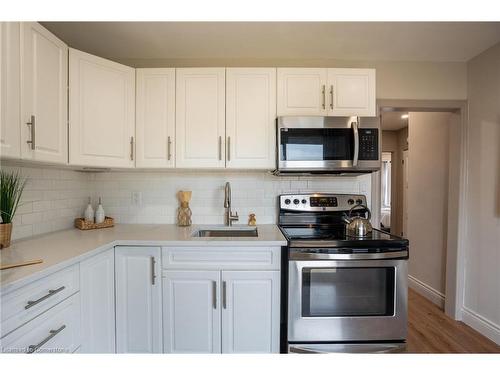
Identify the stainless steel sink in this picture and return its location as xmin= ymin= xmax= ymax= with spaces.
xmin=192 ymin=228 xmax=258 ymax=238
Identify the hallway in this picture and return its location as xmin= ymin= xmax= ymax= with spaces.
xmin=406 ymin=289 xmax=499 ymax=353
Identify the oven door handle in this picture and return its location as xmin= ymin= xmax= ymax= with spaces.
xmin=289 ymin=250 xmax=408 ymax=261
xmin=352 ymin=117 xmax=359 ymax=167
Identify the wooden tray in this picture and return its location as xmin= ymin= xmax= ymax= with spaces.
xmin=75 ymin=216 xmax=114 ymax=230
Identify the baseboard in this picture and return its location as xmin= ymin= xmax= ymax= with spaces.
xmin=408 ymin=275 xmax=445 ymax=309
xmin=461 ymin=307 xmax=500 ymax=345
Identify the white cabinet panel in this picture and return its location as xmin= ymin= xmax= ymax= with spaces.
xmin=175 ymin=68 xmax=225 ymax=168
xmin=0 ymin=22 xmax=21 ymax=159
xmin=277 ymin=68 xmax=327 ymax=116
xmin=21 ymin=22 xmax=67 ymax=164
xmin=115 ymin=246 xmax=162 ymax=353
xmin=80 ymin=249 xmax=115 ymax=353
xmin=226 ymin=68 xmax=276 ymax=169
xmin=162 ymin=270 xmax=221 ymax=353
xmin=136 ymin=68 xmax=176 ymax=168
xmin=221 ymin=271 xmax=280 ymax=353
xmin=69 ymin=48 xmax=135 ymax=168
xmin=0 ymin=293 xmax=81 ymax=354
xmin=327 ymin=68 xmax=376 ymax=116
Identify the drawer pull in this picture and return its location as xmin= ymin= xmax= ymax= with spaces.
xmin=25 ymin=286 xmax=66 ymax=310
xmin=27 ymin=325 xmax=66 ymax=354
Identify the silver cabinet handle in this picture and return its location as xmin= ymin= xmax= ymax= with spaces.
xmin=321 ymin=85 xmax=326 ymax=109
xmin=330 ymin=85 xmax=334 ymax=109
xmin=227 ymin=136 xmax=231 ymax=162
xmin=218 ymin=136 xmax=222 ymax=161
xmin=27 ymin=325 xmax=66 ymax=354
xmin=212 ymin=281 xmax=217 ymax=309
xmin=222 ymin=281 xmax=227 ymax=309
xmin=130 ymin=136 xmax=134 ymax=161
xmin=167 ymin=136 xmax=172 ymax=161
xmin=25 ymin=286 xmax=65 ymax=310
xmin=151 ymin=256 xmax=156 ymax=285
xmin=26 ymin=115 xmax=35 ymax=150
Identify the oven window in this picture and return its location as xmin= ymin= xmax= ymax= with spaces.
xmin=280 ymin=128 xmax=353 ymax=161
xmin=301 ymin=267 xmax=395 ymax=317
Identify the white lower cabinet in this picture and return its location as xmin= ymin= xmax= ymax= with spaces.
xmin=80 ymin=248 xmax=115 ymax=353
xmin=221 ymin=271 xmax=280 ymax=353
xmin=162 ymin=247 xmax=281 ymax=354
xmin=162 ymin=270 xmax=221 ymax=353
xmin=115 ymin=246 xmax=162 ymax=353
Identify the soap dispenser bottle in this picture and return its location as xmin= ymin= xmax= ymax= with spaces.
xmin=84 ymin=197 xmax=94 ymax=223
xmin=95 ymin=197 xmax=105 ymax=224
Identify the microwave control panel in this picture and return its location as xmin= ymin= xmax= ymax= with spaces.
xmin=358 ymin=128 xmax=379 ymax=160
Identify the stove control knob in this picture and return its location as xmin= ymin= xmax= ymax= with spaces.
xmin=293 ymin=199 xmax=300 ymax=205
xmin=284 ymin=199 xmax=291 ymax=205
xmin=356 ymin=199 xmax=363 ymax=205
xmin=348 ymin=199 xmax=355 ymax=205
xmin=301 ymin=199 xmax=307 ymax=204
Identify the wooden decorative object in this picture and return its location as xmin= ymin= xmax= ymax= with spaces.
xmin=74 ymin=216 xmax=114 ymax=230
xmin=0 ymin=223 xmax=13 ymax=249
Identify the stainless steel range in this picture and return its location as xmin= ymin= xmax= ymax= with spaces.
xmin=278 ymin=193 xmax=409 ymax=353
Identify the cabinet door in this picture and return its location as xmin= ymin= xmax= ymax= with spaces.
xmin=221 ymin=271 xmax=280 ymax=353
xmin=80 ymin=249 xmax=115 ymax=353
xmin=163 ymin=270 xmax=221 ymax=353
xmin=175 ymin=68 xmax=225 ymax=168
xmin=327 ymin=68 xmax=376 ymax=116
xmin=0 ymin=22 xmax=21 ymax=159
xmin=226 ymin=68 xmax=276 ymax=169
xmin=115 ymin=246 xmax=162 ymax=353
xmin=277 ymin=68 xmax=327 ymax=116
xmin=21 ymin=22 xmax=67 ymax=164
xmin=69 ymin=48 xmax=135 ymax=168
xmin=136 ymin=68 xmax=176 ymax=168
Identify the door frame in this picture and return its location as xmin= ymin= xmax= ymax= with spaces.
xmin=373 ymin=99 xmax=468 ymax=320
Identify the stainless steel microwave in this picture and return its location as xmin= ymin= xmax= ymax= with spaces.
xmin=277 ymin=116 xmax=381 ymax=173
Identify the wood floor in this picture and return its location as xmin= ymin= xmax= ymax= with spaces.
xmin=406 ymin=288 xmax=500 ymax=353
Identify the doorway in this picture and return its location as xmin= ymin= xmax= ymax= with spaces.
xmin=374 ymin=99 xmax=468 ymax=320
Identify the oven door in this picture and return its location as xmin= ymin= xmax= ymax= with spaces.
xmin=288 ymin=256 xmax=407 ymax=343
xmin=277 ymin=116 xmax=380 ymax=172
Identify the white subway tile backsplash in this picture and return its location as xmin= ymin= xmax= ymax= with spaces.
xmin=2 ymin=162 xmax=373 ymax=241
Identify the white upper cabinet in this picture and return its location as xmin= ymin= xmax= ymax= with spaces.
xmin=69 ymin=48 xmax=135 ymax=168
xmin=115 ymin=246 xmax=162 ymax=353
xmin=21 ymin=22 xmax=68 ymax=164
xmin=221 ymin=271 xmax=280 ymax=353
xmin=226 ymin=68 xmax=276 ymax=169
xmin=0 ymin=22 xmax=21 ymax=159
xmin=136 ymin=68 xmax=175 ymax=168
xmin=175 ymin=68 xmax=225 ymax=168
xmin=327 ymin=68 xmax=376 ymax=116
xmin=163 ymin=270 xmax=221 ymax=353
xmin=277 ymin=68 xmax=376 ymax=117
xmin=277 ymin=68 xmax=327 ymax=116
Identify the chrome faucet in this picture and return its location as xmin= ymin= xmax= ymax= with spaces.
xmin=224 ymin=182 xmax=239 ymax=226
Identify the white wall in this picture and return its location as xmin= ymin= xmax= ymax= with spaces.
xmin=0 ymin=162 xmax=91 ymax=240
xmin=90 ymin=171 xmax=372 ymax=225
xmin=463 ymin=41 xmax=500 ymax=343
xmin=407 ymin=112 xmax=451 ymax=306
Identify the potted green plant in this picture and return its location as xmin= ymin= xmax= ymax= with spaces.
xmin=0 ymin=170 xmax=26 ymax=249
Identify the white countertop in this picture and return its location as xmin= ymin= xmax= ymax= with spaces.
xmin=0 ymin=224 xmax=287 ymax=294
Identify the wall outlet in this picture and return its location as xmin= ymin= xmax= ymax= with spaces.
xmin=132 ymin=191 xmax=142 ymax=206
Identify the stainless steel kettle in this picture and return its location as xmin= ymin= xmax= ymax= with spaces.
xmin=343 ymin=204 xmax=373 ymax=237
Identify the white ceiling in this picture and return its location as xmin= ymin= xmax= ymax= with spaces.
xmin=41 ymin=22 xmax=500 ymax=66
xmin=381 ymin=112 xmax=408 ymax=131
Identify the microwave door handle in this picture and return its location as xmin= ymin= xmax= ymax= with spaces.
xmin=352 ymin=118 xmax=359 ymax=167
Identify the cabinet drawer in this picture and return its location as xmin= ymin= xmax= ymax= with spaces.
xmin=0 ymin=293 xmax=81 ymax=354
xmin=162 ymin=247 xmax=281 ymax=270
xmin=1 ymin=264 xmax=79 ymax=338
